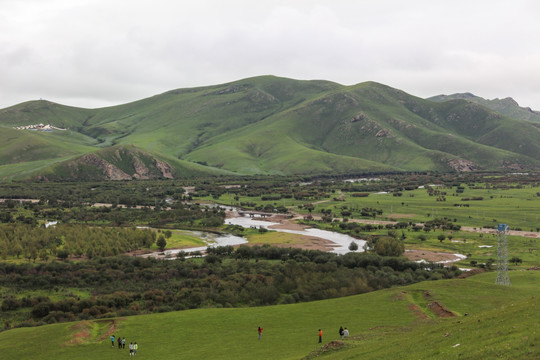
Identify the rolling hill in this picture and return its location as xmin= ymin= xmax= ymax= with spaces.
xmin=1 ymin=76 xmax=540 ymax=180
xmin=0 ymin=271 xmax=538 ymax=359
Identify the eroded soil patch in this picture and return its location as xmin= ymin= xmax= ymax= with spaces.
xmin=302 ymin=341 xmax=346 ymax=359
xmin=64 ymin=318 xmax=122 ymax=347
xmin=64 ymin=321 xmax=93 ymax=346
xmin=428 ymin=301 xmax=456 ymax=318
xmin=408 ymin=304 xmax=429 ymax=320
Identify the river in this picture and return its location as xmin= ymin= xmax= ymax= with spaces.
xmin=225 ymin=214 xmax=365 ymax=255
xmin=142 ymin=210 xmax=366 ymax=259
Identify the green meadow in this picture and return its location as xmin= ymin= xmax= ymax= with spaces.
xmin=148 ymin=229 xmax=207 ymax=250
xmin=208 ymin=180 xmax=540 ymax=268
xmin=1 ymin=271 xmax=538 ymax=359
xmin=216 ymin=181 xmax=540 ymax=231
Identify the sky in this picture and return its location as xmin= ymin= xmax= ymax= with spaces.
xmin=1 ymin=0 xmax=540 ymax=110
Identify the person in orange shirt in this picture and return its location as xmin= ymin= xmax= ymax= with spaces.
xmin=318 ymin=329 xmax=323 ymax=343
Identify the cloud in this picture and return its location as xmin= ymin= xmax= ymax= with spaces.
xmin=1 ymin=0 xmax=539 ymax=109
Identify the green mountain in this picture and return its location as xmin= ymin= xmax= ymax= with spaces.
xmin=1 ymin=76 xmax=540 ymax=180
xmin=428 ymin=92 xmax=540 ymax=123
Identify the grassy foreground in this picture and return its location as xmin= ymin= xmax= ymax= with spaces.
xmin=1 ymin=271 xmax=539 ymax=359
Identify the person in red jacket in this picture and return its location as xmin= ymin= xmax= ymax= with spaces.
xmin=318 ymin=329 xmax=323 ymax=343
xmin=258 ymin=326 xmax=263 ymax=340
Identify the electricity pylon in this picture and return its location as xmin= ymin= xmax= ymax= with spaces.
xmin=495 ymin=223 xmax=510 ymax=286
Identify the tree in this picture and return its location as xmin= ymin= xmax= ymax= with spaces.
xmin=437 ymin=234 xmax=446 ymax=243
xmin=348 ymin=241 xmax=359 ymax=251
xmin=374 ymin=237 xmax=405 ymax=257
xmin=509 ymin=256 xmax=523 ymax=266
xmin=418 ymin=234 xmax=427 ymax=242
xmin=56 ymin=249 xmax=69 ymax=260
xmin=157 ymin=235 xmax=167 ymax=251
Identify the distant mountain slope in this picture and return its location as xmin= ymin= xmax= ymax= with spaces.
xmin=35 ymin=145 xmax=229 ymax=181
xmin=428 ymin=92 xmax=540 ymax=123
xmin=187 ymin=81 xmax=540 ymax=172
xmin=1 ymin=76 xmax=539 ymax=179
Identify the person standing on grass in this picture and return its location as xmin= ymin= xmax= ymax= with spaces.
xmin=111 ymin=334 xmax=115 ymax=347
xmin=339 ymin=326 xmax=344 ymax=339
xmin=122 ymin=337 xmax=126 ymax=349
xmin=318 ymin=329 xmax=323 ymax=343
xmin=258 ymin=326 xmax=263 ymax=340
xmin=134 ymin=342 xmax=138 ymax=356
xmin=118 ymin=336 xmax=122 ymax=349
xmin=343 ymin=328 xmax=349 ymax=338
xmin=129 ymin=342 xmax=133 ymax=355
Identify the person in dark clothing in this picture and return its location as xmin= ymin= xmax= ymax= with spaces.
xmin=339 ymin=326 xmax=344 ymax=339
xmin=258 ymin=326 xmax=263 ymax=340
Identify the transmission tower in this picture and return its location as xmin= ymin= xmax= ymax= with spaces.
xmin=495 ymin=223 xmax=510 ymax=286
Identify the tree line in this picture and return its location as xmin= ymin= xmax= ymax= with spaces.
xmin=0 ymin=246 xmax=460 ymax=331
xmin=0 ymin=223 xmax=155 ymax=260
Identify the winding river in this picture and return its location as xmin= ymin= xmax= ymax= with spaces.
xmin=141 ymin=231 xmax=247 ymax=259
xmin=142 ymin=211 xmax=365 ymax=259
xmin=225 ymin=215 xmax=365 ymax=255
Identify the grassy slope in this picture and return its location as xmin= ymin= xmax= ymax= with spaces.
xmin=316 ymin=271 xmax=540 ymax=360
xmin=0 ymin=127 xmax=96 ymax=165
xmin=1 ymin=76 xmax=540 ymax=178
xmin=187 ymin=80 xmax=540 ymax=173
xmin=0 ymin=271 xmax=538 ymax=360
xmin=0 ymin=127 xmax=99 ymax=179
xmin=81 ymin=76 xmax=341 ymax=156
xmin=0 ymin=100 xmax=92 ymax=129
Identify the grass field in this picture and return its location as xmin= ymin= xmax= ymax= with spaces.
xmin=1 ymin=271 xmax=538 ymax=359
xmin=208 ymin=181 xmax=540 ymax=268
xmin=148 ymin=229 xmax=207 ymax=250
xmin=215 ymin=181 xmax=540 ymax=231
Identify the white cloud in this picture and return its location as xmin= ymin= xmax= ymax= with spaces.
xmin=1 ymin=0 xmax=539 ymax=109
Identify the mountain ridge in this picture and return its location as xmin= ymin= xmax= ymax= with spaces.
xmin=1 ymin=76 xmax=539 ymax=180
xmin=428 ymin=92 xmax=540 ymax=123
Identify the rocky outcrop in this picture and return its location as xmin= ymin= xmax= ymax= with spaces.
xmin=155 ymin=159 xmax=174 ymax=179
xmin=131 ymin=155 xmax=150 ymax=179
xmin=62 ymin=148 xmax=175 ymax=181
xmin=448 ymin=158 xmax=479 ymax=172
xmin=79 ymin=153 xmax=132 ymax=180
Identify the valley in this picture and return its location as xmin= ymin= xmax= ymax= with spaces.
xmin=0 ymin=172 xmax=538 ymax=358
xmin=1 ymin=79 xmax=540 ymax=358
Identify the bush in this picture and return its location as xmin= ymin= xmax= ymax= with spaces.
xmin=1 ymin=296 xmax=21 ymax=311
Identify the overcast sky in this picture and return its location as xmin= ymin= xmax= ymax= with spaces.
xmin=1 ymin=0 xmax=539 ymax=110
